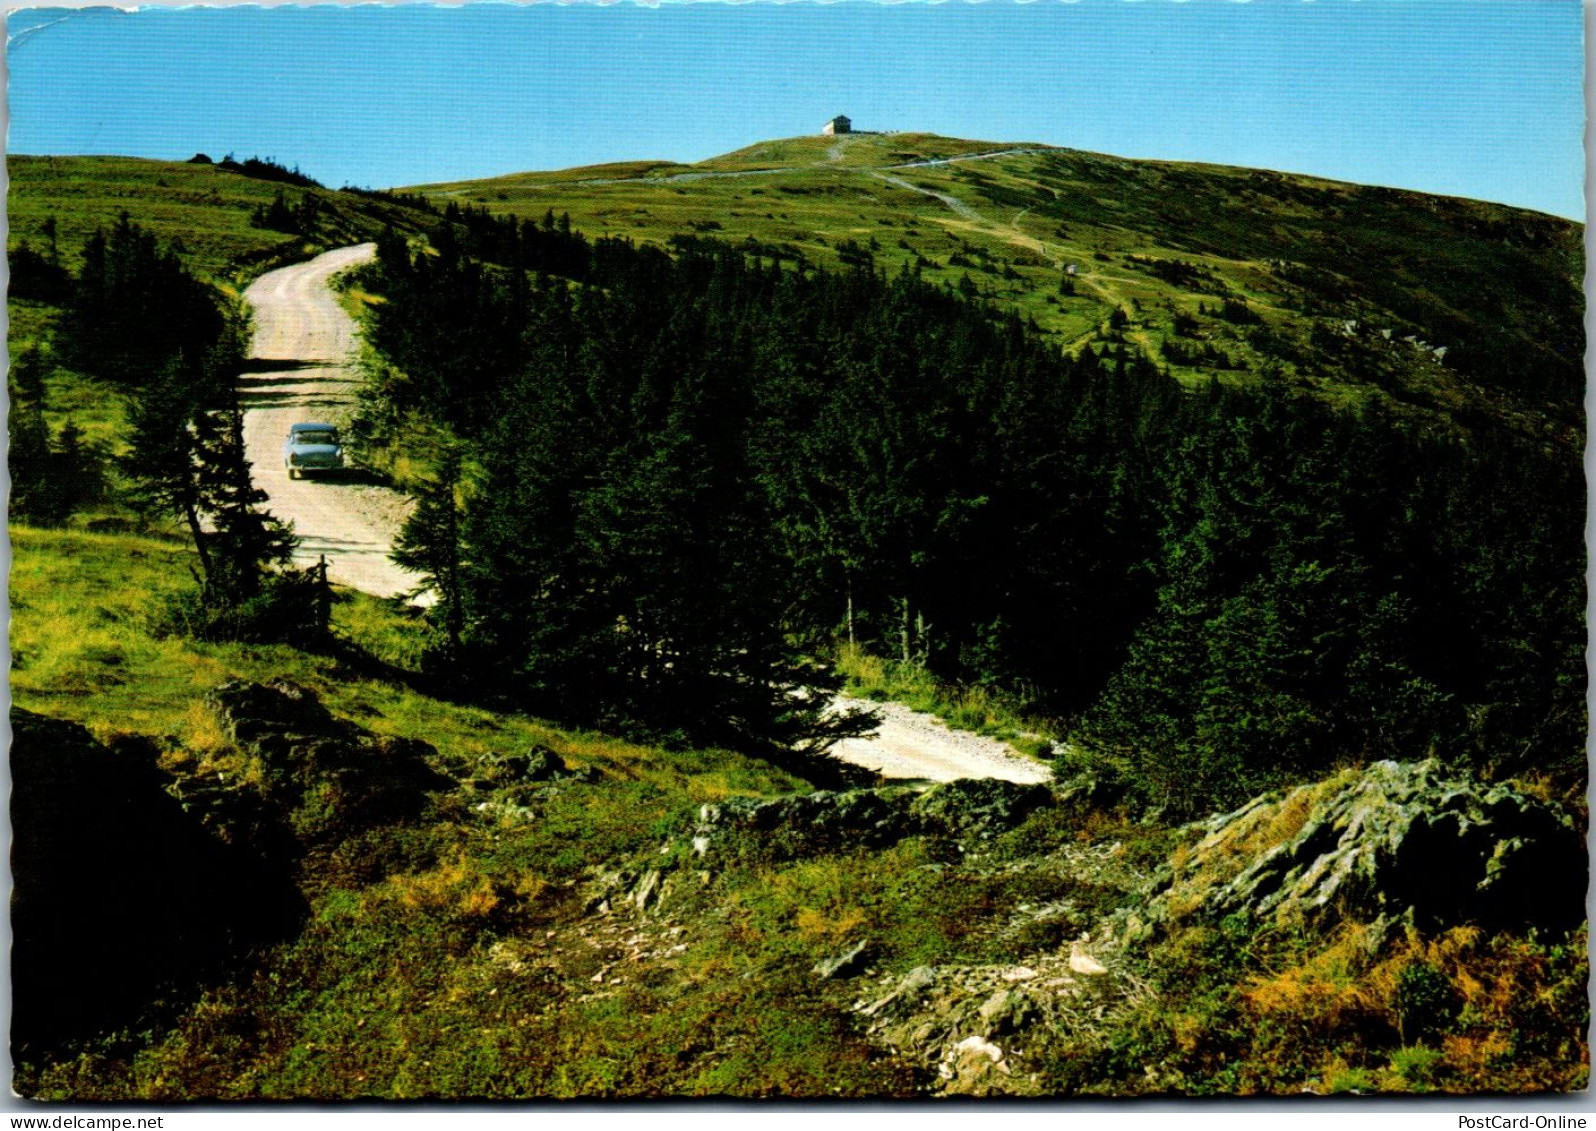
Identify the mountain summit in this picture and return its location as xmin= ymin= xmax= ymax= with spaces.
xmin=412 ymin=133 xmax=1583 ymax=441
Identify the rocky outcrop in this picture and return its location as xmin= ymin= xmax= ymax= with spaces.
xmin=908 ymin=778 xmax=1052 ymax=841
xmin=852 ymin=948 xmax=1127 ymax=1097
xmin=813 ymin=940 xmax=875 ymax=980
xmin=690 ymin=778 xmax=1054 ymax=865
xmin=204 ymin=679 xmax=453 ymax=842
xmin=840 ymin=759 xmax=1586 ymax=1095
xmin=1137 ymin=759 xmax=1586 ymax=937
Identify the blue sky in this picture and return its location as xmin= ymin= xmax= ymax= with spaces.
xmin=5 ymin=1 xmax=1586 ymax=220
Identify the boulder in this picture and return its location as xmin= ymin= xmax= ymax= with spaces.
xmin=910 ymin=778 xmax=1053 ymax=841
xmin=696 ymin=788 xmax=919 ymax=862
xmin=1050 ymin=773 xmax=1126 ymax=811
xmin=207 ymin=677 xmax=351 ymax=748
xmin=813 ymin=940 xmax=874 ymax=980
xmin=522 ymin=744 xmax=569 ymax=782
xmin=479 ymin=743 xmax=570 ymax=786
xmin=940 ymin=1035 xmax=1011 ymax=1096
xmin=859 ymin=964 xmax=938 ymax=1017
xmin=1147 ymin=759 xmax=1586 ymax=934
xmin=692 ymin=778 xmax=1060 ymax=863
xmin=631 ymin=868 xmax=665 ymax=912
xmin=205 ymin=680 xmax=453 ymax=839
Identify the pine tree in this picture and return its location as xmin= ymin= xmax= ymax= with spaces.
xmin=8 ymin=349 xmax=58 ymax=524
xmin=57 ymin=214 xmax=226 ymax=387
xmin=123 ymin=332 xmax=295 ymax=632
xmin=391 ymin=445 xmax=467 ymax=665
xmin=191 ymin=399 xmax=295 ymax=608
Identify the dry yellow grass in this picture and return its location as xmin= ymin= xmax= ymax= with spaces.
xmin=388 ymin=853 xmax=504 ymax=923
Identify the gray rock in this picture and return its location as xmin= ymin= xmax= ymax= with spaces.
xmin=631 ymin=868 xmax=664 ymax=912
xmin=814 ymin=940 xmax=874 ymax=980
xmin=692 ymin=778 xmax=1058 ymax=864
xmin=899 ymin=965 xmax=938 ymax=998
xmin=859 ymin=964 xmax=938 ymax=1017
xmin=976 ymin=988 xmax=1035 ymax=1035
xmin=480 ymin=743 xmax=570 ymax=786
xmin=204 ymin=680 xmax=452 ymax=839
xmin=910 ymin=778 xmax=1053 ymax=840
xmin=1051 ymin=774 xmax=1124 ymax=811
xmin=1147 ymin=759 xmax=1585 ymax=934
xmin=698 ymin=789 xmax=919 ymax=862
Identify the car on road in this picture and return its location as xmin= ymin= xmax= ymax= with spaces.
xmin=283 ymin=422 xmax=345 ymax=479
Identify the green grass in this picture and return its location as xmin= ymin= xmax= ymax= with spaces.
xmin=8 ymin=524 xmax=803 ymax=799
xmin=9 ymin=155 xmax=309 ymax=285
xmin=8 ymin=154 xmax=428 ymax=286
xmin=415 ymin=143 xmax=1114 ymax=340
xmin=8 ymin=524 xmax=910 ymax=1100
xmin=11 ymin=525 xmax=1584 ymax=1100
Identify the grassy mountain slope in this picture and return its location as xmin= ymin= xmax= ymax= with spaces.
xmin=14 ymin=526 xmax=1584 ymax=1100
xmin=8 ymin=154 xmax=427 ymax=283
xmin=7 ymin=139 xmax=1586 ymax=1099
xmin=411 ymin=132 xmax=1583 ymax=441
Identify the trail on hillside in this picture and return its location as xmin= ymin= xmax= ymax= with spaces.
xmin=886 ymin=147 xmax=1045 ymax=170
xmin=239 ymin=244 xmax=424 ymax=600
xmin=869 ymin=170 xmax=986 ymax=224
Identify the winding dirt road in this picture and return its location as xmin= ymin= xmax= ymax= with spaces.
xmin=239 ymin=244 xmax=423 ymax=599
xmin=237 ymin=245 xmax=1048 ymax=784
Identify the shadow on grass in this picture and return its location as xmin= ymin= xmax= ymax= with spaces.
xmin=302 ymin=610 xmax=881 ymax=793
xmin=11 ymin=710 xmax=309 ymax=1062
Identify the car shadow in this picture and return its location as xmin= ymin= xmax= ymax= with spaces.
xmin=291 ymin=467 xmax=390 ymax=488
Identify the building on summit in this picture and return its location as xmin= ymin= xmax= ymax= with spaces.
xmin=822 ymin=115 xmax=852 ymax=136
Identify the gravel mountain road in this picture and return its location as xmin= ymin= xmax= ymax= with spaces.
xmin=238 ymin=245 xmax=1048 ymax=784
xmin=239 ymin=244 xmax=424 ymax=600
xmin=829 ymin=696 xmax=1052 ymax=785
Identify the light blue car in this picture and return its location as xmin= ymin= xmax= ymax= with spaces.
xmin=283 ymin=422 xmax=345 ymax=479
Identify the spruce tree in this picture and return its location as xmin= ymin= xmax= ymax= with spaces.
xmin=191 ymin=399 xmax=295 ymax=609
xmin=8 ymin=349 xmax=59 ymax=524
xmin=57 ymin=214 xmax=226 ymax=387
xmin=391 ymin=445 xmax=467 ymax=666
xmin=123 ymin=332 xmax=295 ymax=632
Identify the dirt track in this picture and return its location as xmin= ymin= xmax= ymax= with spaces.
xmin=829 ymin=696 xmax=1052 ymax=785
xmin=239 ymin=244 xmax=423 ymax=600
xmin=238 ymin=245 xmax=1047 ymax=784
